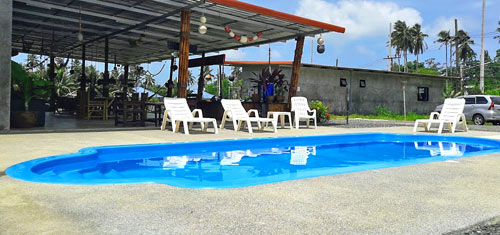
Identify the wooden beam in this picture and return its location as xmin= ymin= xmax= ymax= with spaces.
xmin=288 ymin=36 xmax=305 ymax=105
xmin=176 ymin=10 xmax=190 ymax=98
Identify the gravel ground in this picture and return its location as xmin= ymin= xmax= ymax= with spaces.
xmin=445 ymin=216 xmax=500 ymax=235
xmin=324 ymin=118 xmax=500 ymax=132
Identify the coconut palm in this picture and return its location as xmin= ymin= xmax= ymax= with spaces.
xmin=495 ymin=21 xmax=500 ymax=43
xmin=455 ymin=30 xmax=476 ymax=66
xmin=411 ymin=24 xmax=428 ymax=70
xmin=391 ymin=20 xmax=413 ymax=73
xmin=435 ymin=30 xmax=452 ymax=76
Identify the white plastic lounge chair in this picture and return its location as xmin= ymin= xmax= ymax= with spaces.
xmin=413 ymin=98 xmax=468 ymax=134
xmin=220 ymin=99 xmax=277 ymax=133
xmin=291 ymin=96 xmax=317 ymax=129
xmin=160 ymin=98 xmax=218 ymax=135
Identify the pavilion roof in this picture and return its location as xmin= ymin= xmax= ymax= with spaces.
xmin=12 ymin=0 xmax=345 ymax=64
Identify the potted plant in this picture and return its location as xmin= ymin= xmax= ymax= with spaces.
xmin=274 ymin=73 xmax=289 ymax=103
xmin=11 ymin=61 xmax=53 ymax=128
xmin=249 ymin=68 xmax=283 ymax=103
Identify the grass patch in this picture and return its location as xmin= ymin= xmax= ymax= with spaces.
xmin=330 ymin=106 xmax=428 ymax=121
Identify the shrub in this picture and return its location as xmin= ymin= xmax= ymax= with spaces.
xmin=310 ymin=100 xmax=329 ymax=121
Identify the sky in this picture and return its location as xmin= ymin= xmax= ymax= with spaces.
xmin=12 ymin=0 xmax=500 ymax=88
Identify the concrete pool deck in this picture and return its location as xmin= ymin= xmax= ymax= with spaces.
xmin=1 ymin=126 xmax=500 ymax=234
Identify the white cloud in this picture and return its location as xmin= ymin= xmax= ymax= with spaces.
xmin=220 ymin=49 xmax=246 ymax=61
xmin=295 ymin=0 xmax=423 ymax=40
xmin=271 ymin=49 xmax=282 ymax=59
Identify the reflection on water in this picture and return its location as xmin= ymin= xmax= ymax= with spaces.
xmin=413 ymin=142 xmax=466 ymax=157
xmin=43 ymin=140 xmax=496 ymax=186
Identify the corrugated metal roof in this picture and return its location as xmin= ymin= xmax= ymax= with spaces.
xmin=11 ymin=0 xmax=344 ymax=64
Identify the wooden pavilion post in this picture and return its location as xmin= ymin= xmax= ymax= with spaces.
xmin=103 ymin=37 xmax=110 ymax=98
xmin=177 ymin=10 xmax=191 ymax=98
xmin=80 ymin=44 xmax=86 ymax=93
xmin=196 ymin=53 xmax=205 ymax=102
xmin=48 ymin=55 xmax=56 ymax=111
xmin=288 ymin=36 xmax=305 ymax=106
xmin=166 ymin=58 xmax=174 ymax=97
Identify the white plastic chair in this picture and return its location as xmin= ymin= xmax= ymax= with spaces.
xmin=413 ymin=98 xmax=468 ymax=134
xmin=220 ymin=99 xmax=277 ymax=133
xmin=291 ymin=96 xmax=317 ymax=129
xmin=160 ymin=98 xmax=218 ymax=135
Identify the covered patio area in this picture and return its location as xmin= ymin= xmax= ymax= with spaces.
xmin=0 ymin=0 xmax=345 ymax=131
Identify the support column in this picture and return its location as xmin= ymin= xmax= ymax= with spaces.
xmin=0 ymin=0 xmax=13 ymax=130
xmin=80 ymin=44 xmax=86 ymax=93
xmin=288 ymin=36 xmax=305 ymax=105
xmin=196 ymin=53 xmax=205 ymax=102
xmin=103 ymin=37 xmax=110 ymax=97
xmin=49 ymin=56 xmax=56 ymax=111
xmin=122 ymin=65 xmax=129 ymax=93
xmin=167 ymin=58 xmax=174 ymax=97
xmin=177 ymin=10 xmax=190 ymax=98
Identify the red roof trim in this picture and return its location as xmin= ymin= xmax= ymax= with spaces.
xmin=225 ymin=61 xmax=293 ymax=65
xmin=207 ymin=0 xmax=345 ymax=34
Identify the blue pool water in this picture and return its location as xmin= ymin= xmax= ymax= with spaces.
xmin=6 ymin=133 xmax=500 ymax=188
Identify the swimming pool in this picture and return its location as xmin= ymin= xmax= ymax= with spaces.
xmin=7 ymin=133 xmax=500 ymax=188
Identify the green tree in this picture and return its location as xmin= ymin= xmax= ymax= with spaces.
xmin=494 ymin=21 xmax=500 ymax=43
xmin=391 ymin=21 xmax=413 ymax=73
xmin=455 ymin=30 xmax=476 ymax=70
xmin=435 ymin=30 xmax=452 ymax=76
xmin=410 ymin=23 xmax=428 ymax=70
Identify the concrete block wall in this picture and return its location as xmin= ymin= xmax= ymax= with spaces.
xmin=239 ymin=63 xmax=450 ymax=115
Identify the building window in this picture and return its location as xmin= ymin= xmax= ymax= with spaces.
xmin=340 ymin=78 xmax=347 ymax=87
xmin=360 ymin=80 xmax=366 ymax=88
xmin=417 ymin=87 xmax=429 ymax=101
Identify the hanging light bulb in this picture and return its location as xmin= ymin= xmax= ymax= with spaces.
xmin=198 ymin=25 xmax=207 ymax=34
xmin=198 ymin=12 xmax=207 ymax=34
xmin=317 ymin=44 xmax=325 ymax=54
xmin=317 ymin=36 xmax=324 ymax=45
xmin=77 ymin=5 xmax=83 ymax=41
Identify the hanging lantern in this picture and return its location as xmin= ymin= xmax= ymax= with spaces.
xmin=229 ymin=31 xmax=235 ymax=38
xmin=317 ymin=44 xmax=325 ymax=54
xmin=77 ymin=32 xmax=83 ymax=41
xmin=317 ymin=37 xmax=324 ymax=45
xmin=198 ymin=25 xmax=207 ymax=34
xmin=240 ymin=36 xmax=248 ymax=44
xmin=199 ymin=13 xmax=207 ymax=34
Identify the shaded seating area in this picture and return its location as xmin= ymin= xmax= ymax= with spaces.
xmin=2 ymin=0 xmax=345 ymax=132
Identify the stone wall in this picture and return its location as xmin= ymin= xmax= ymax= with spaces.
xmin=0 ymin=0 xmax=12 ymax=130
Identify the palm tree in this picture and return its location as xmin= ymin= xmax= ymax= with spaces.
xmin=456 ymin=30 xmax=476 ymax=65
xmin=411 ymin=24 xmax=428 ymax=70
xmin=391 ymin=21 xmax=413 ymax=73
xmin=495 ymin=21 xmax=500 ymax=43
xmin=435 ymin=30 xmax=451 ymax=76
